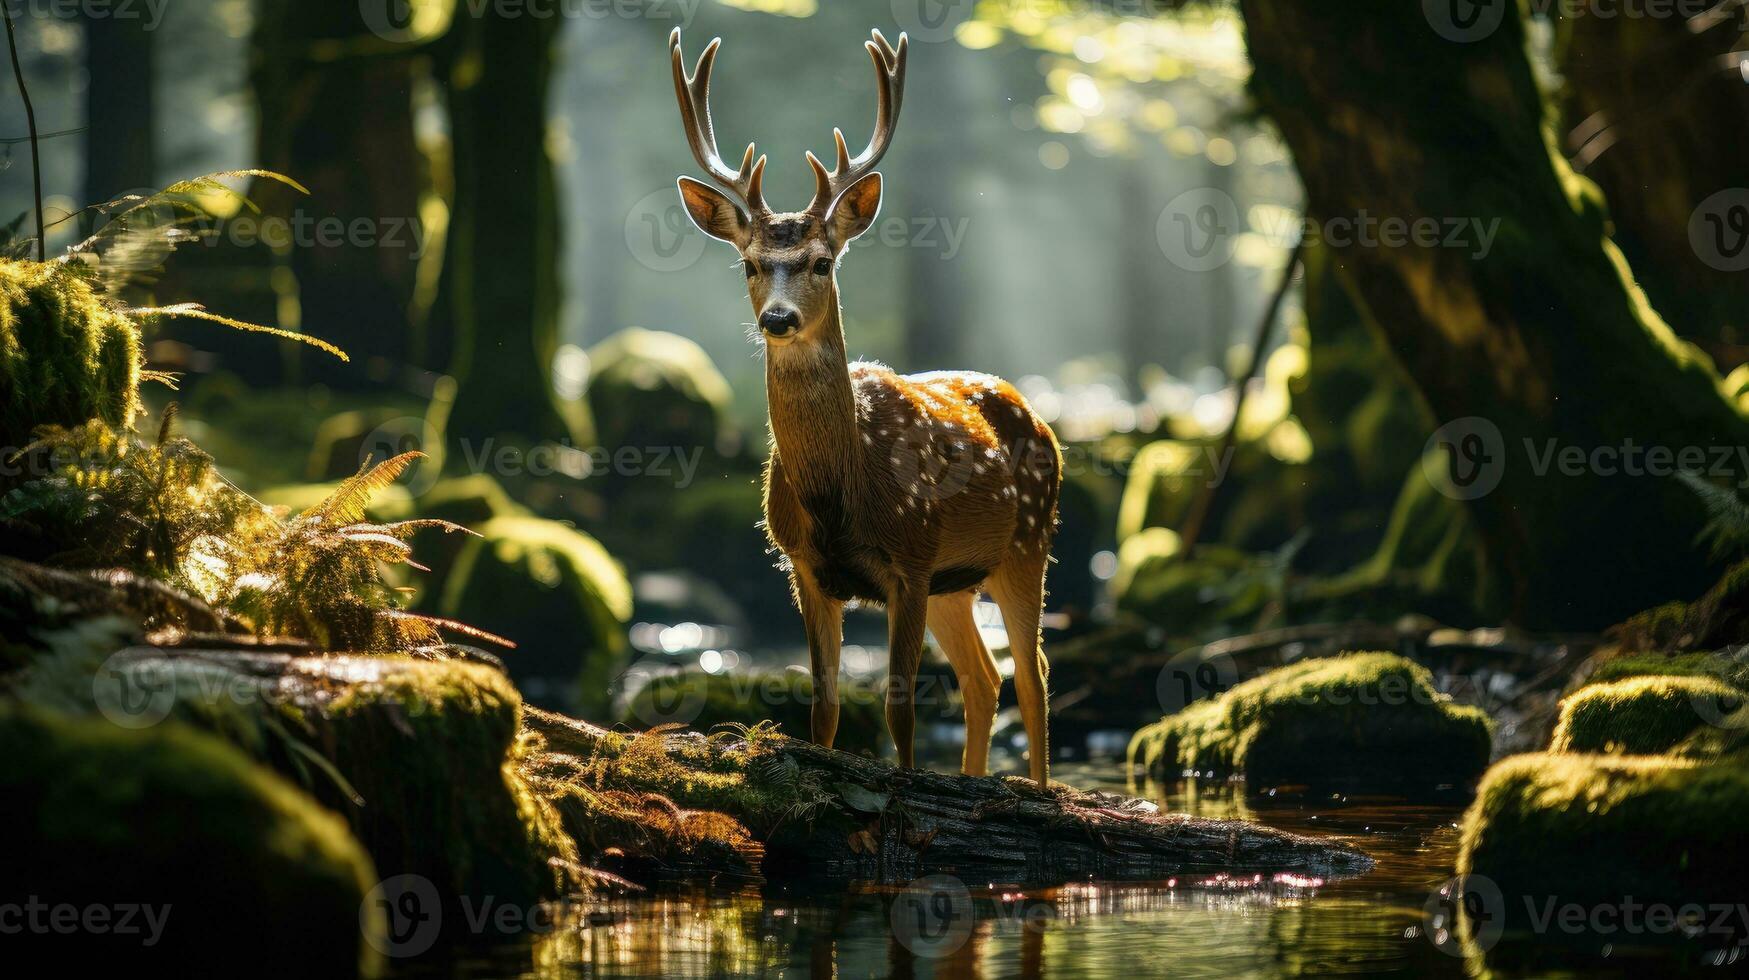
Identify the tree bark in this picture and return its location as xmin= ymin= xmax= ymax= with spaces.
xmin=1237 ymin=0 xmax=1749 ymax=629
xmin=1558 ymin=5 xmax=1749 ymax=365
xmin=81 ymin=12 xmax=155 ymax=211
xmin=436 ymin=8 xmax=588 ymax=451
xmin=523 ymin=708 xmax=1373 ymax=885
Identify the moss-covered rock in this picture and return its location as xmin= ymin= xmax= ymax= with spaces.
xmin=0 ymin=706 xmax=382 ymax=977
xmin=0 ymin=260 xmax=142 ymax=453
xmin=19 ymin=646 xmax=576 ymax=912
xmin=1550 ymin=675 xmax=1744 ymax=756
xmin=435 ymin=514 xmax=632 ymax=712
xmin=1128 ymin=652 xmax=1492 ymax=790
xmin=618 ymin=668 xmax=888 ymax=757
xmin=1457 ymin=753 xmax=1749 ymax=950
xmin=1611 ymin=559 xmax=1749 ymax=655
xmin=584 ymin=328 xmax=731 ymax=467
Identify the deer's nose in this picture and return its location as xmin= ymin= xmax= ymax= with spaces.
xmin=759 ymin=307 xmax=800 ymax=337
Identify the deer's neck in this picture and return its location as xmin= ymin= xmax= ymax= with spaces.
xmin=765 ymin=304 xmax=860 ymax=503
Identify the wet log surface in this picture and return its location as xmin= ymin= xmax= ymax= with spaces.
xmin=523 ymin=708 xmax=1374 ymax=886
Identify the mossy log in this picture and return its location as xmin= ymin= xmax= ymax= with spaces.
xmin=522 ymin=708 xmax=1373 ymax=886
xmin=1238 ymin=0 xmax=1749 ymax=628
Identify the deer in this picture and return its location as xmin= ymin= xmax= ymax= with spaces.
xmin=667 ymin=28 xmax=1061 ymax=787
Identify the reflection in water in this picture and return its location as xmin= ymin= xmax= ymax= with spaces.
xmin=426 ymin=767 xmax=1715 ymax=978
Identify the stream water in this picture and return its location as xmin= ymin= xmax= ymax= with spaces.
xmin=400 ymin=759 xmax=1726 ymax=978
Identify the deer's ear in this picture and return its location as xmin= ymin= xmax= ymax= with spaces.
xmin=678 ymin=177 xmax=749 ymax=244
xmin=828 ymin=172 xmax=883 ymax=248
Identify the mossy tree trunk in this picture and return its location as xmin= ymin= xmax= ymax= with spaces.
xmin=81 ymin=11 xmax=155 ymax=213
xmin=436 ymin=8 xmax=587 ymax=453
xmin=246 ymin=1 xmax=428 ymax=385
xmin=1237 ymin=0 xmax=1749 ymax=629
xmin=1557 ymin=7 xmax=1749 ymax=365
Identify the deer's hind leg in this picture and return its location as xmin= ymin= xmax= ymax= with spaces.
xmin=988 ymin=552 xmax=1051 ymax=787
xmin=927 ymin=591 xmax=1002 ymax=776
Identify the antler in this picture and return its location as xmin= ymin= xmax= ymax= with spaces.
xmin=670 ymin=28 xmax=767 ymax=216
xmin=806 ymin=29 xmax=909 ymax=219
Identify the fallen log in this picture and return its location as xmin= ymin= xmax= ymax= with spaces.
xmin=521 ymin=708 xmax=1373 ymax=886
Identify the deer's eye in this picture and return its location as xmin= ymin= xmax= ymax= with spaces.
xmin=742 ymin=259 xmax=758 ymax=279
xmin=812 ymin=257 xmax=833 ymax=277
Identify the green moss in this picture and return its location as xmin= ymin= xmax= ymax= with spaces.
xmin=1128 ymin=652 xmax=1492 ymax=790
xmin=1611 ymin=559 xmax=1749 ymax=654
xmin=619 ymin=669 xmax=887 ymax=757
xmin=314 ymin=656 xmax=577 ymax=906
xmin=0 ymin=706 xmax=381 ymax=978
xmin=585 ymin=327 xmax=731 ymax=466
xmin=1550 ymin=675 xmax=1743 ymax=756
xmin=436 ymin=514 xmax=632 ymax=713
xmin=0 ymin=260 xmax=142 ymax=452
xmin=1457 ymin=754 xmax=1749 ymax=947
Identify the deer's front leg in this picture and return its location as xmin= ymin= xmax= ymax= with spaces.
xmin=884 ymin=578 xmax=929 ymax=769
xmin=795 ymin=568 xmax=844 ymax=748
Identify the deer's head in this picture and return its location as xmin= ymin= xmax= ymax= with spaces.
xmin=669 ymin=28 xmax=907 ymax=351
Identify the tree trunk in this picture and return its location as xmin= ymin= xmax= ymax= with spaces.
xmin=81 ymin=12 xmax=155 ymax=210
xmin=437 ymin=8 xmax=588 ymax=452
xmin=1237 ymin=0 xmax=1749 ymax=629
xmin=247 ymin=0 xmax=427 ymax=385
xmin=522 ymin=708 xmax=1373 ymax=884
xmin=1558 ymin=7 xmax=1749 ymax=366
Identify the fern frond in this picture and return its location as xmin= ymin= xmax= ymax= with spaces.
xmin=1680 ymin=470 xmax=1749 ymax=561
xmin=131 ymin=304 xmax=348 ymax=362
xmin=384 ymin=610 xmax=516 ymax=649
xmin=303 ymin=453 xmax=423 ymax=527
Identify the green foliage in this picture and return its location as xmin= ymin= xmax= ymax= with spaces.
xmin=1680 ymin=470 xmax=1749 ymax=561
xmin=1128 ymin=651 xmax=1492 ymax=790
xmin=1 ymin=419 xmax=496 ymax=652
xmin=1550 ymin=675 xmax=1743 ymax=756
xmin=1 ymin=418 xmax=266 ymax=585
xmin=0 ymin=706 xmax=382 ymax=978
xmin=0 ymin=260 xmax=142 ymax=451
